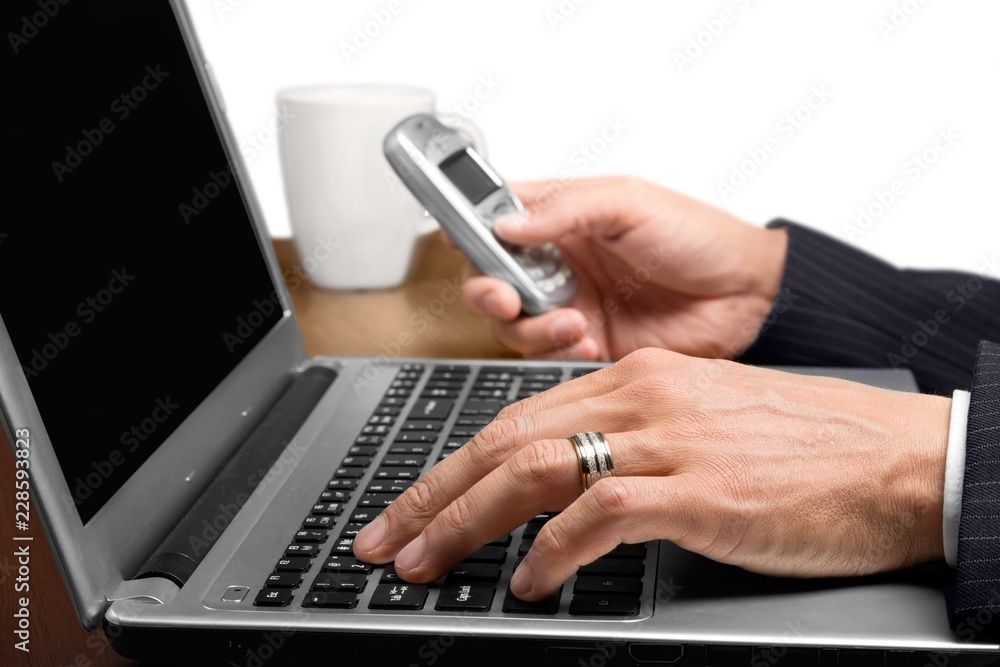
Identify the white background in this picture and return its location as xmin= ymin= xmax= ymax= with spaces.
xmin=186 ymin=0 xmax=1000 ymax=274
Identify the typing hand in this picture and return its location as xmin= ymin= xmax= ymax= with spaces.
xmin=457 ymin=176 xmax=788 ymax=361
xmin=354 ymin=349 xmax=948 ymax=600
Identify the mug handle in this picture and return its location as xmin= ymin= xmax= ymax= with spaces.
xmin=413 ymin=113 xmax=489 ymax=235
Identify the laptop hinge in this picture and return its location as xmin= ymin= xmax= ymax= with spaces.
xmin=131 ymin=365 xmax=338 ymax=587
xmin=109 ymin=577 xmax=180 ymax=605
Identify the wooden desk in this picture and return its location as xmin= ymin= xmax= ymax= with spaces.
xmin=0 ymin=235 xmax=514 ymax=667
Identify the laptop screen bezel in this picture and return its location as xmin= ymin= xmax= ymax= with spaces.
xmin=0 ymin=0 xmax=307 ymax=630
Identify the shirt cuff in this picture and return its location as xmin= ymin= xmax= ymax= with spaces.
xmin=943 ymin=389 xmax=971 ymax=568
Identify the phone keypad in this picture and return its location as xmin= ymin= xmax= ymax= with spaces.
xmin=514 ymin=244 xmax=573 ymax=293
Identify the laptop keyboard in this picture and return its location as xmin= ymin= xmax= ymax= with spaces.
xmin=252 ymin=363 xmax=653 ymax=617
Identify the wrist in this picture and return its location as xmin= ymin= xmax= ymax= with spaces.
xmin=902 ymin=393 xmax=950 ymax=567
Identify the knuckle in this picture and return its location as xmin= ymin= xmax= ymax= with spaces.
xmin=513 ymin=439 xmax=567 ymax=486
xmin=468 ymin=415 xmax=524 ymax=467
xmin=397 ymin=480 xmax=438 ymax=521
xmin=588 ymin=477 xmax=634 ymax=522
xmin=534 ymin=520 xmax=575 ymax=566
xmin=438 ymin=493 xmax=477 ymax=535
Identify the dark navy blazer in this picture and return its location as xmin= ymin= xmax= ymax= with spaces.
xmin=739 ymin=221 xmax=1000 ymax=635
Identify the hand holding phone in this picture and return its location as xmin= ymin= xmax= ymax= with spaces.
xmin=384 ymin=114 xmax=578 ymax=315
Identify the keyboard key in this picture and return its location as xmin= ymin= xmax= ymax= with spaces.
xmin=322 ymin=557 xmax=373 ymax=574
xmin=517 ymin=541 xmax=532 ymax=557
xmin=465 ymin=546 xmax=506 ymax=563
xmin=372 ymin=467 xmax=418 ymax=480
xmin=302 ymin=591 xmax=358 ymax=609
xmin=380 ymin=563 xmax=403 ymax=583
xmin=381 ymin=455 xmax=426 ymax=467
xmin=421 ymin=388 xmax=461 ymax=398
xmin=326 ymin=479 xmax=357 ymax=490
xmin=388 ymin=444 xmax=433 ymax=455
xmin=254 ymin=589 xmax=293 ymax=607
xmin=362 ymin=424 xmax=391 ymax=435
xmin=302 ymin=515 xmax=336 ymax=530
xmin=366 ymin=481 xmax=412 ymax=494
xmin=569 ymin=595 xmax=640 ymax=616
xmin=449 ymin=427 xmax=480 ymax=438
xmin=274 ymin=557 xmax=312 ymax=572
xmin=354 ymin=435 xmax=384 ymax=446
xmin=578 ymin=559 xmax=645 ymax=577
xmin=334 ymin=467 xmax=365 ymax=479
xmin=460 ymin=399 xmax=504 ymax=415
xmin=311 ymin=572 xmax=368 ymax=593
xmin=401 ymin=420 xmax=444 ymax=432
xmin=502 ymin=586 xmax=561 ymax=614
xmin=310 ymin=503 xmax=343 ymax=516
xmin=359 ymin=493 xmax=400 ymax=508
xmin=329 ymin=537 xmax=356 ymax=554
xmin=320 ymin=489 xmax=352 ymax=503
xmin=393 ymin=432 xmax=436 ymax=444
xmin=264 ymin=572 xmax=302 ymax=589
xmin=284 ymin=544 xmax=319 ymax=558
xmin=374 ymin=406 xmax=401 ymax=417
xmin=573 ymin=576 xmax=643 ymax=596
xmin=447 ymin=563 xmax=502 ymax=582
xmin=340 ymin=523 xmax=365 ymax=538
xmin=408 ymin=398 xmax=454 ymax=421
xmin=486 ymin=533 xmax=512 ymax=547
xmin=350 ymin=508 xmax=384 ymax=523
xmin=606 ymin=543 xmax=648 ymax=559
xmin=369 ymin=583 xmax=429 ymax=610
xmin=340 ymin=456 xmax=373 ymax=467
xmin=435 ymin=582 xmax=496 ymax=612
xmin=369 ymin=414 xmax=396 ymax=424
xmin=294 ymin=530 xmax=328 ymax=544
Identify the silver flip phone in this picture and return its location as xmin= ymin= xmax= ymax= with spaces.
xmin=384 ymin=113 xmax=578 ymax=315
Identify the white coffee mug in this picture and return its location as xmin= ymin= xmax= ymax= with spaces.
xmin=277 ymin=84 xmax=485 ymax=290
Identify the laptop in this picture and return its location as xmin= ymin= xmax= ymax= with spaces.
xmin=2 ymin=1 xmax=997 ymax=664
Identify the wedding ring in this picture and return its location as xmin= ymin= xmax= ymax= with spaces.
xmin=569 ymin=431 xmax=615 ymax=491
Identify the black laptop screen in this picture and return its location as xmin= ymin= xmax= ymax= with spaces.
xmin=0 ymin=1 xmax=283 ymax=523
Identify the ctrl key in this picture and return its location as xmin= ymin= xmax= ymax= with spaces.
xmin=302 ymin=591 xmax=358 ymax=609
xmin=254 ymin=589 xmax=293 ymax=607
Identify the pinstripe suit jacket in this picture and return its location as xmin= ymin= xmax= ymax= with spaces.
xmin=739 ymin=221 xmax=1000 ymax=635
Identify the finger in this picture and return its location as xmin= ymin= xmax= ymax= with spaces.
xmin=497 ymin=177 xmax=648 ymax=245
xmin=510 ymin=475 xmax=698 ymax=600
xmin=353 ymin=390 xmax=646 ymax=563
xmin=393 ymin=431 xmax=669 ymax=583
xmin=491 ymin=308 xmax=589 ymax=355
xmin=526 ymin=336 xmax=602 ymax=362
xmin=464 ymin=275 xmax=522 ymax=321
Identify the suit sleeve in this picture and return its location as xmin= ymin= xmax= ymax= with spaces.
xmin=738 ymin=221 xmax=1000 ymax=633
xmin=738 ymin=220 xmax=1000 ymax=395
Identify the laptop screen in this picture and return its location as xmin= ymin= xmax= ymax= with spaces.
xmin=1 ymin=1 xmax=282 ymax=524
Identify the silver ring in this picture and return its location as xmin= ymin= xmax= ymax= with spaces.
xmin=569 ymin=431 xmax=615 ymax=491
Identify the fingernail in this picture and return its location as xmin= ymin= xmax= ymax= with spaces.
xmin=552 ymin=315 xmax=581 ymax=344
xmin=354 ymin=515 xmax=387 ymax=554
xmin=510 ymin=560 xmax=533 ymax=598
xmin=394 ymin=532 xmax=426 ymax=572
xmin=482 ymin=292 xmax=500 ymax=317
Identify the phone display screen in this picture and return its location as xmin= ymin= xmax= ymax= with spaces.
xmin=439 ymin=149 xmax=501 ymax=205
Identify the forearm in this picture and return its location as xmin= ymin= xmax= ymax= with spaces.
xmin=739 ymin=220 xmax=1000 ymax=395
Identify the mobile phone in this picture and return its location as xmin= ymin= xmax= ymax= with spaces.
xmin=384 ymin=113 xmax=578 ymax=315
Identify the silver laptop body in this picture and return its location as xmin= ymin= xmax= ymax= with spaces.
xmin=1 ymin=1 xmax=997 ymax=664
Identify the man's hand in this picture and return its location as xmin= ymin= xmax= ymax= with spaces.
xmin=354 ymin=349 xmax=949 ymax=600
xmin=459 ymin=176 xmax=789 ymax=360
